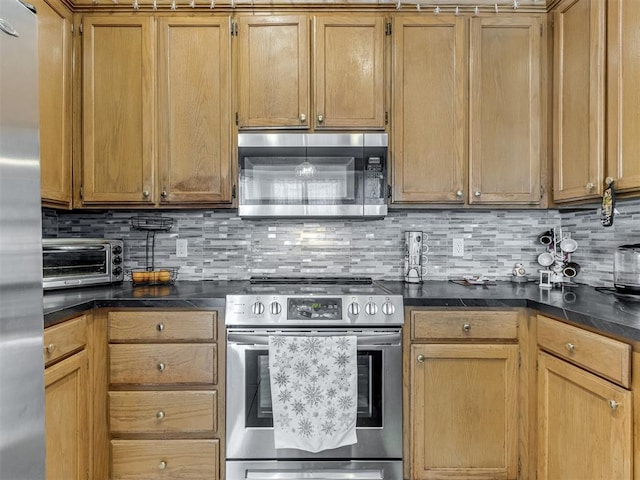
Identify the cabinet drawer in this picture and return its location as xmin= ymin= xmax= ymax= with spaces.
xmin=44 ymin=315 xmax=87 ymax=366
xmin=537 ymin=315 xmax=631 ymax=388
xmin=110 ymin=344 xmax=216 ymax=385
xmin=411 ymin=310 xmax=518 ymax=340
xmin=109 ymin=391 xmax=217 ymax=434
xmin=108 ymin=311 xmax=217 ymax=342
xmin=111 ymin=439 xmax=219 ymax=479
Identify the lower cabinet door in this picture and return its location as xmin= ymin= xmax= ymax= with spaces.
xmin=111 ymin=439 xmax=219 ymax=479
xmin=44 ymin=350 xmax=88 ymax=480
xmin=537 ymin=351 xmax=632 ymax=480
xmin=410 ymin=343 xmax=519 ymax=480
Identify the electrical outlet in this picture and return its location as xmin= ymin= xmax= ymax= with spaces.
xmin=453 ymin=238 xmax=464 ymax=257
xmin=176 ymin=239 xmax=188 ymax=258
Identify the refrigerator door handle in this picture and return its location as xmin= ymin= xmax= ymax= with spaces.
xmin=0 ymin=17 xmax=19 ymax=37
xmin=16 ymin=0 xmax=36 ymax=13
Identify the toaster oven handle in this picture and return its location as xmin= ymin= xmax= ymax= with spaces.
xmin=43 ymin=245 xmax=105 ymax=251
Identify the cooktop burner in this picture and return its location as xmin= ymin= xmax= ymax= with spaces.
xmin=249 ymin=276 xmax=374 ymax=285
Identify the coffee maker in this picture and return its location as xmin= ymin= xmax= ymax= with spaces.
xmin=404 ymin=231 xmax=425 ymax=283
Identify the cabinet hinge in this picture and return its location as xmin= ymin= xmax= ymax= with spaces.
xmin=518 ymin=457 xmax=522 ymax=479
xmin=518 ymin=351 xmax=521 ymax=368
xmin=80 ymin=185 xmax=84 ymax=200
xmin=231 ymin=21 xmax=238 ymax=36
xmin=235 ymin=112 xmax=239 ymax=126
xmin=550 ymin=18 xmax=554 ymax=30
xmin=384 ymin=111 xmax=389 ymax=125
xmin=385 ymin=22 xmax=392 ymax=36
xmin=387 ymin=184 xmax=392 ymax=199
xmin=71 ymin=23 xmax=74 ymax=34
xmin=540 ymin=24 xmax=543 ymax=36
xmin=232 ymin=184 xmax=237 ymax=199
xmin=79 ymin=22 xmax=83 ymax=35
xmin=540 ymin=184 xmax=545 ymax=199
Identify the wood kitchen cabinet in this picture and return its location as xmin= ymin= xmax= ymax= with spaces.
xmin=406 ymin=309 xmax=522 ymax=480
xmin=537 ymin=315 xmax=632 ymax=479
xmin=107 ymin=310 xmax=223 ymax=480
xmin=552 ymin=0 xmax=605 ymax=203
xmin=607 ymin=0 xmax=640 ymax=194
xmin=34 ymin=0 xmax=73 ymax=209
xmin=392 ymin=14 xmax=544 ymax=206
xmin=236 ymin=14 xmax=385 ymax=130
xmin=44 ymin=315 xmax=89 ymax=480
xmin=80 ymin=15 xmax=233 ymax=207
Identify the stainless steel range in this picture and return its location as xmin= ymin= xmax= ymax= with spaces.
xmin=225 ymin=277 xmax=404 ymax=480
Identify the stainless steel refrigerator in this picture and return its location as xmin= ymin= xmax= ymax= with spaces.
xmin=0 ymin=0 xmax=45 ymax=478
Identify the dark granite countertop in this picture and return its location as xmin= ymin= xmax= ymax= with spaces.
xmin=44 ymin=280 xmax=640 ymax=344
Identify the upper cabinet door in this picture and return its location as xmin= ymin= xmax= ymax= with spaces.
xmin=157 ymin=17 xmax=232 ymax=205
xmin=469 ymin=16 xmax=542 ymax=205
xmin=552 ymin=0 xmax=605 ymax=202
xmin=607 ymin=0 xmax=640 ymax=193
xmin=391 ymin=15 xmax=467 ymax=203
xmin=237 ymin=15 xmax=310 ymax=129
xmin=35 ymin=0 xmax=73 ymax=209
xmin=81 ymin=16 xmax=155 ymax=205
xmin=313 ymin=15 xmax=385 ymax=130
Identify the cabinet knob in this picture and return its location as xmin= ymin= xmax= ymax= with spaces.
xmin=474 ymin=191 xmax=481 ymax=197
xmin=462 ymin=323 xmax=471 ymax=333
xmin=456 ymin=190 xmax=464 ymax=198
xmin=609 ymin=399 xmax=620 ymax=411
xmin=317 ymin=114 xmax=324 ymax=123
xmin=299 ymin=113 xmax=306 ymax=123
xmin=44 ymin=343 xmax=56 ymax=355
xmin=156 ymin=410 xmax=165 ymax=420
xmin=565 ymin=342 xmax=575 ymax=353
xmin=157 ymin=362 xmax=165 ymax=372
xmin=417 ymin=354 xmax=425 ymax=363
xmin=605 ymin=177 xmax=615 ymax=186
xmin=586 ymin=182 xmax=595 ymax=190
xmin=161 ymin=190 xmax=167 ymax=198
xmin=156 ymin=323 xmax=164 ymax=332
xmin=142 ymin=190 xmax=150 ymax=198
xmin=158 ymin=461 xmax=167 ymax=470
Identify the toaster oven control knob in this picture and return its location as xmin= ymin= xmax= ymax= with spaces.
xmin=365 ymin=301 xmax=378 ymax=316
xmin=112 ymin=245 xmax=122 ymax=255
xmin=113 ymin=256 xmax=122 ymax=265
xmin=381 ymin=301 xmax=395 ymax=316
xmin=252 ymin=301 xmax=265 ymax=315
xmin=348 ymin=302 xmax=360 ymax=316
xmin=113 ymin=267 xmax=122 ymax=276
xmin=269 ymin=301 xmax=282 ymax=315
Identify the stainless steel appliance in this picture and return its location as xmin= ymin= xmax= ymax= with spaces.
xmin=614 ymin=244 xmax=640 ymax=294
xmin=404 ymin=231 xmax=425 ymax=283
xmin=237 ymin=133 xmax=388 ymax=218
xmin=225 ymin=278 xmax=403 ymax=479
xmin=42 ymin=238 xmax=124 ymax=290
xmin=0 ymin=0 xmax=45 ymax=477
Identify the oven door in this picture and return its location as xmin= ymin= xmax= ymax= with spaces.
xmin=226 ymin=329 xmax=402 ymax=461
xmin=42 ymin=243 xmax=111 ymax=289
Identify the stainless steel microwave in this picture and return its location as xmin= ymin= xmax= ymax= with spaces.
xmin=237 ymin=133 xmax=388 ymax=218
xmin=42 ymin=238 xmax=124 ymax=290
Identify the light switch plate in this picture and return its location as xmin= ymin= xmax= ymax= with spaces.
xmin=176 ymin=239 xmax=188 ymax=258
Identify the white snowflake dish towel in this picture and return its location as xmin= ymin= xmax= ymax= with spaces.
xmin=268 ymin=335 xmax=358 ymax=452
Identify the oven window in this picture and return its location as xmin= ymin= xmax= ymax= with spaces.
xmin=245 ymin=349 xmax=383 ymax=428
xmin=42 ymin=250 xmax=107 ymax=277
xmin=240 ymin=156 xmax=358 ymax=205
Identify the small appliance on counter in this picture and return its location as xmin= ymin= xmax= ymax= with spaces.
xmin=614 ymin=244 xmax=640 ymax=294
xmin=404 ymin=231 xmax=426 ymax=283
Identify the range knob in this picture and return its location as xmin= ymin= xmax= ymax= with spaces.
xmin=348 ymin=302 xmax=361 ymax=316
xmin=381 ymin=301 xmax=395 ymax=316
xmin=112 ymin=256 xmax=122 ymax=265
xmin=365 ymin=301 xmax=378 ymax=316
xmin=252 ymin=301 xmax=265 ymax=315
xmin=269 ymin=301 xmax=282 ymax=315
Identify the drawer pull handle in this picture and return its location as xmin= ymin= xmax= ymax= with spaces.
xmin=158 ymin=461 xmax=167 ymax=470
xmin=462 ymin=323 xmax=471 ymax=333
xmin=44 ymin=343 xmax=56 ymax=355
xmin=417 ymin=354 xmax=425 ymax=363
xmin=157 ymin=362 xmax=165 ymax=372
xmin=156 ymin=410 xmax=165 ymax=420
xmin=156 ymin=323 xmax=164 ymax=332
xmin=609 ymin=400 xmax=620 ymax=411
xmin=565 ymin=342 xmax=575 ymax=353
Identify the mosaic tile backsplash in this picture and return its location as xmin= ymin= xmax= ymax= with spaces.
xmin=41 ymin=200 xmax=640 ymax=286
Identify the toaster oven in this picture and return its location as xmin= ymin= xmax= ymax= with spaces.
xmin=42 ymin=238 xmax=124 ymax=290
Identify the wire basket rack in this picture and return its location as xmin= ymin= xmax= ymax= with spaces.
xmin=130 ymin=216 xmax=177 ymax=285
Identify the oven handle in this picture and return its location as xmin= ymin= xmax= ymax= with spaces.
xmin=226 ymin=329 xmax=401 ymax=346
xmin=43 ymin=245 xmax=106 ymax=251
xmin=246 ymin=470 xmax=383 ymax=479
